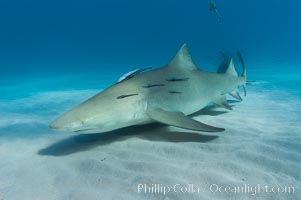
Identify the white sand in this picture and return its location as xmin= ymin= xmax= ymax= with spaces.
xmin=0 ymin=84 xmax=300 ymax=200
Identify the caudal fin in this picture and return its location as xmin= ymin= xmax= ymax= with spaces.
xmin=237 ymin=51 xmax=247 ymax=96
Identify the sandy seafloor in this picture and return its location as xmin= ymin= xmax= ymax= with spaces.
xmin=0 ymin=64 xmax=300 ymax=200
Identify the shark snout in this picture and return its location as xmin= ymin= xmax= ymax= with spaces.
xmin=49 ymin=122 xmax=58 ymax=130
xmin=49 ymin=118 xmax=71 ymax=131
xmin=50 ymin=115 xmax=83 ymax=132
xmin=50 ymin=112 xmax=100 ymax=132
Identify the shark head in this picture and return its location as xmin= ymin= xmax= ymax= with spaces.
xmin=50 ymin=105 xmax=93 ymax=133
xmin=50 ymin=86 xmax=148 ymax=133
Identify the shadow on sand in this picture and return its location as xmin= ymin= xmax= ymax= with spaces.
xmin=38 ymin=109 xmax=228 ymax=156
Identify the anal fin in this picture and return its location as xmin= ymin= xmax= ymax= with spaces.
xmin=147 ymin=108 xmax=225 ymax=132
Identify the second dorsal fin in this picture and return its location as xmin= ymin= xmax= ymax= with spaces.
xmin=226 ymin=59 xmax=238 ymax=76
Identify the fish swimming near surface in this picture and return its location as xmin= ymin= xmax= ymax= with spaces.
xmin=209 ymin=1 xmax=222 ymax=23
xmin=169 ymin=91 xmax=182 ymax=94
xmin=272 ymin=59 xmax=283 ymax=63
xmin=50 ymin=43 xmax=246 ymax=134
xmin=142 ymin=83 xmax=165 ymax=88
xmin=165 ymin=77 xmax=189 ymax=82
xmin=116 ymin=94 xmax=139 ymax=99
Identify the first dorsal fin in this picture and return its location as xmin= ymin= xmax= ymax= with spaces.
xmin=167 ymin=43 xmax=197 ymax=70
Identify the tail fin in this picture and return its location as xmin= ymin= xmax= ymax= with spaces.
xmin=237 ymin=51 xmax=247 ymax=96
xmin=237 ymin=51 xmax=246 ymax=77
xmin=217 ymin=51 xmax=231 ymax=73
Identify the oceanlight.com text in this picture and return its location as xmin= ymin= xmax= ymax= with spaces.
xmin=209 ymin=184 xmax=295 ymax=196
xmin=136 ymin=183 xmax=295 ymax=196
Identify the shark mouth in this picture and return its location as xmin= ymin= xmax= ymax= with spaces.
xmin=50 ymin=126 xmax=97 ymax=133
xmin=74 ymin=127 xmax=102 ymax=134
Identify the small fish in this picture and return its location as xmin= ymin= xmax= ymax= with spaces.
xmin=116 ymin=94 xmax=139 ymax=99
xmin=247 ymin=80 xmax=256 ymax=83
xmin=142 ymin=84 xmax=165 ymax=88
xmin=246 ymin=80 xmax=256 ymax=85
xmin=165 ymin=77 xmax=189 ymax=82
xmin=117 ymin=67 xmax=152 ymax=84
xmin=169 ymin=91 xmax=182 ymax=94
xmin=209 ymin=1 xmax=222 ymax=23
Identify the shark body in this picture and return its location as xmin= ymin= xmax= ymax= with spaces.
xmin=50 ymin=44 xmax=246 ymax=134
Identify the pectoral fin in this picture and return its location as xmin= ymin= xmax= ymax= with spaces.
xmin=147 ymin=108 xmax=225 ymax=132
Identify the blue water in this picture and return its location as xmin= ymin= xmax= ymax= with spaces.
xmin=0 ymin=1 xmax=300 ymax=199
xmin=0 ymin=0 xmax=300 ymax=76
xmin=0 ymin=0 xmax=300 ymax=96
xmin=1 ymin=0 xmax=300 ymax=121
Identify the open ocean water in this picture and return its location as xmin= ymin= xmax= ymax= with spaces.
xmin=0 ymin=0 xmax=300 ymax=200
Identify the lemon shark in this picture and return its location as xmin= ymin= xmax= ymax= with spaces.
xmin=50 ymin=44 xmax=246 ymax=134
